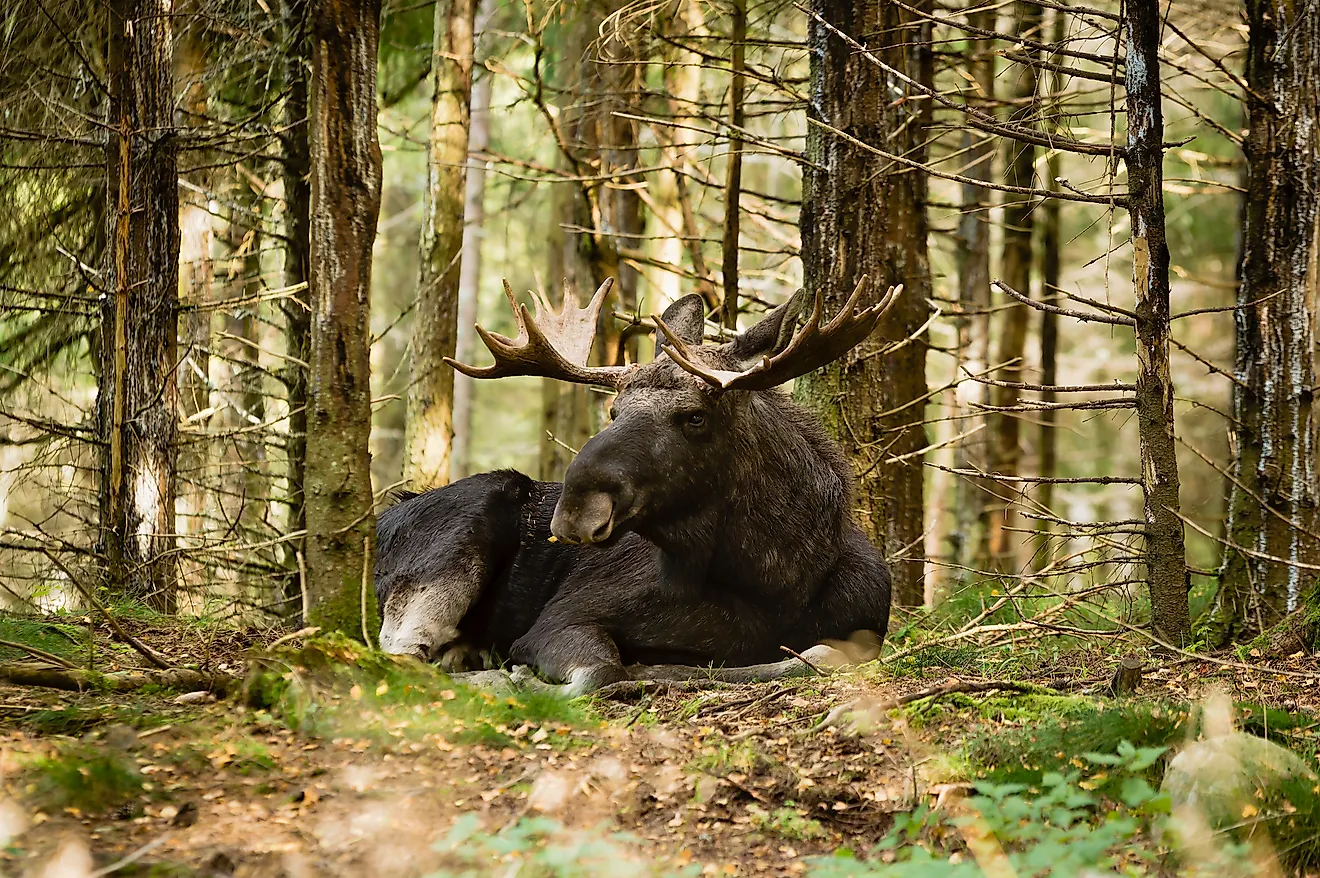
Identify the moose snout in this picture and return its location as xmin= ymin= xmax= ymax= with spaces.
xmin=551 ymin=491 xmax=617 ymax=544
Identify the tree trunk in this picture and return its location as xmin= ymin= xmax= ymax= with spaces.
xmin=1125 ymin=0 xmax=1190 ymax=646
xmin=304 ymin=0 xmax=383 ymax=637
xmin=1210 ymin=0 xmax=1320 ymax=644
xmin=224 ymin=212 xmax=267 ymax=542
xmin=450 ymin=65 xmax=491 ymax=481
xmin=406 ymin=0 xmax=476 ymax=489
xmin=795 ymin=0 xmax=933 ymax=607
xmin=986 ymin=0 xmax=1042 ymax=573
xmin=720 ymin=0 xmax=746 ymax=332
xmin=280 ymin=0 xmax=312 ymax=616
xmin=649 ymin=0 xmax=710 ymax=309
xmin=1034 ymin=5 xmax=1067 ymax=568
xmin=175 ymin=27 xmax=214 ymax=562
xmin=99 ymin=0 xmax=180 ymax=613
xmin=951 ymin=6 xmax=996 ymax=583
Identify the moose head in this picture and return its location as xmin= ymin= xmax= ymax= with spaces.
xmin=446 ymin=278 xmax=901 ymax=550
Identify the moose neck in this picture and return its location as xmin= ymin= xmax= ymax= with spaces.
xmin=644 ymin=390 xmax=851 ymax=596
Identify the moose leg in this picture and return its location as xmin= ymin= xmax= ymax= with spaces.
xmin=628 ymin=643 xmax=845 ymax=685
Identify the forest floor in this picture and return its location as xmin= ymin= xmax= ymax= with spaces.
xmin=0 ymin=613 xmax=1318 ymax=877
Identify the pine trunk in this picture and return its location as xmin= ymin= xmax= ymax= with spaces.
xmin=281 ymin=0 xmax=312 ymax=615
xmin=952 ymin=6 xmax=996 ymax=582
xmin=100 ymin=0 xmax=180 ymax=613
xmin=1125 ymin=0 xmax=1190 ymax=646
xmin=406 ymin=0 xmax=476 ymax=489
xmin=796 ymin=0 xmax=933 ymax=607
xmin=451 ymin=67 xmax=491 ymax=481
xmin=987 ymin=0 xmax=1042 ymax=573
xmin=1210 ymin=0 xmax=1320 ymax=643
xmin=304 ymin=0 xmax=383 ymax=637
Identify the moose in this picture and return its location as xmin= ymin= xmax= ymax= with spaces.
xmin=375 ymin=277 xmax=901 ymax=695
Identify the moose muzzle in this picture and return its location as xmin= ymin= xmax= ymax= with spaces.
xmin=550 ymin=490 xmax=618 ymax=545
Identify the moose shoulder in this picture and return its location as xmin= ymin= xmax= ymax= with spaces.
xmin=376 ymin=278 xmax=901 ymax=694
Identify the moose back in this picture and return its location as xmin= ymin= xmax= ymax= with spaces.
xmin=376 ymin=278 xmax=900 ymax=694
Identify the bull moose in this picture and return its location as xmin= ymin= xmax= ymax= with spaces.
xmin=376 ymin=277 xmax=901 ymax=695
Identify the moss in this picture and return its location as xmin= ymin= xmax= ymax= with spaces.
xmin=244 ymin=633 xmax=585 ymax=748
xmin=0 ymin=612 xmax=88 ymax=664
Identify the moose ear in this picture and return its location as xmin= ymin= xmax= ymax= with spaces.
xmin=728 ymin=288 xmax=809 ymax=364
xmin=656 ymin=294 xmax=707 ymax=351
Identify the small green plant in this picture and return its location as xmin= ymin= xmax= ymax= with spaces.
xmin=748 ymin=804 xmax=828 ymax=841
xmin=428 ymin=814 xmax=701 ymax=877
xmin=23 ymin=742 xmax=144 ymax=815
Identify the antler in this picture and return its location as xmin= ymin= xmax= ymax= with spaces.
xmin=654 ymin=277 xmax=903 ymax=392
xmin=444 ymin=278 xmax=627 ymax=388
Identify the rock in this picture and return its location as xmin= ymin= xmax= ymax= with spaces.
xmin=174 ymin=690 xmax=217 ymax=705
xmin=1161 ymin=731 xmax=1315 ymax=813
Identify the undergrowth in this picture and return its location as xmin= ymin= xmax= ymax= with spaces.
xmin=21 ymin=741 xmax=145 ymax=815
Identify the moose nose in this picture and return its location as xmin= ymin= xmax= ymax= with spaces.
xmin=551 ymin=491 xmax=615 ymax=545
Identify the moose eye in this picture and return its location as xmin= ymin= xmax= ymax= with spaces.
xmin=608 ymin=407 xmax=618 ymax=421
xmin=686 ymin=411 xmax=706 ymax=428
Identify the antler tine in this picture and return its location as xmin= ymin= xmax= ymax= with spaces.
xmin=444 ymin=277 xmax=625 ymax=388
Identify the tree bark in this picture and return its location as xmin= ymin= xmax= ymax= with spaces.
xmin=224 ymin=212 xmax=267 ymax=542
xmin=1125 ymin=0 xmax=1190 ymax=646
xmin=99 ymin=0 xmax=180 ymax=613
xmin=1210 ymin=0 xmax=1320 ymax=645
xmin=1034 ymin=5 xmax=1067 ymax=569
xmin=175 ymin=26 xmax=214 ymax=560
xmin=450 ymin=64 xmax=491 ymax=481
xmin=720 ymin=0 xmax=746 ymax=332
xmin=795 ymin=0 xmax=933 ymax=607
xmin=649 ymin=0 xmax=710 ymax=309
xmin=406 ymin=0 xmax=476 ymax=489
xmin=281 ymin=0 xmax=312 ymax=616
xmin=305 ymin=0 xmax=383 ymax=637
xmin=952 ymin=6 xmax=996 ymax=582
xmin=987 ymin=0 xmax=1042 ymax=574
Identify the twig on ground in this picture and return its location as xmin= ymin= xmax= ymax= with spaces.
xmin=266 ymin=626 xmax=322 ymax=651
xmin=780 ymin=645 xmax=829 ymax=676
xmin=804 ymin=678 xmax=1042 ymax=736
xmin=89 ymin=833 xmax=172 ymax=877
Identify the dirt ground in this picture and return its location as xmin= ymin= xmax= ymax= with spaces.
xmin=1 ymin=619 xmax=1317 ymax=877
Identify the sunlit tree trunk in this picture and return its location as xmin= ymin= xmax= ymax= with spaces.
xmin=406 ymin=0 xmax=475 ymax=489
xmin=649 ymin=0 xmax=709 ymax=309
xmin=280 ymin=0 xmax=312 ymax=616
xmin=1125 ymin=0 xmax=1190 ymax=645
xmin=175 ymin=25 xmax=213 ymax=565
xmin=951 ymin=6 xmax=996 ymax=584
xmin=451 ymin=65 xmax=491 ymax=481
xmin=304 ymin=0 xmax=382 ymax=636
xmin=986 ymin=0 xmax=1042 ymax=574
xmin=795 ymin=0 xmax=933 ymax=607
xmin=99 ymin=0 xmax=180 ymax=613
xmin=223 ymin=211 xmax=267 ymax=542
xmin=1210 ymin=0 xmax=1319 ymax=643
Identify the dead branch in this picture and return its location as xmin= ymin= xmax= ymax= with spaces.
xmin=0 ymin=661 xmax=237 ymax=694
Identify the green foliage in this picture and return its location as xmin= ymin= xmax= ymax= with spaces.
xmin=810 ymin=743 xmax=1175 ymax=877
xmin=747 ymin=804 xmax=828 ymax=841
xmin=244 ymin=633 xmax=586 ymax=749
xmin=965 ymin=697 xmax=1190 ymax=786
xmin=428 ymin=814 xmax=701 ymax=877
xmin=22 ymin=742 xmax=144 ymax=815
